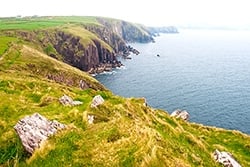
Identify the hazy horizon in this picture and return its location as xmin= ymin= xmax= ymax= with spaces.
xmin=1 ymin=0 xmax=250 ymax=29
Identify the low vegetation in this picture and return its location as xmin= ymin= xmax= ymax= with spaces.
xmin=0 ymin=16 xmax=99 ymax=30
xmin=0 ymin=16 xmax=249 ymax=166
xmin=65 ymin=26 xmax=112 ymax=50
xmin=0 ymin=36 xmax=18 ymax=56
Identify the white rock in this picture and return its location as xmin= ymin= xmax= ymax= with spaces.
xmin=170 ymin=109 xmax=190 ymax=121
xmin=14 ymin=113 xmax=66 ymax=154
xmin=59 ymin=94 xmax=82 ymax=106
xmin=213 ymin=149 xmax=242 ymax=167
xmin=91 ymin=95 xmax=104 ymax=108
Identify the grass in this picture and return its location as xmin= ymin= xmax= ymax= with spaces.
xmin=0 ymin=16 xmax=100 ymax=30
xmin=0 ymin=27 xmax=249 ymax=166
xmin=0 ymin=36 xmax=18 ymax=56
xmin=65 ymin=26 xmax=113 ymax=51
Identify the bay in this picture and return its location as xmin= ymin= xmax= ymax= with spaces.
xmin=95 ymin=30 xmax=250 ymax=134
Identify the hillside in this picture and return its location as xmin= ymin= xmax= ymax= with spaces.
xmin=0 ymin=17 xmax=250 ymax=167
xmin=0 ymin=16 xmax=154 ymax=74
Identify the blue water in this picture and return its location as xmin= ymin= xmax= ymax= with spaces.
xmin=95 ymin=30 xmax=250 ymax=134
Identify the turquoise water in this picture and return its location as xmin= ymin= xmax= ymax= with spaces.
xmin=95 ymin=30 xmax=250 ymax=134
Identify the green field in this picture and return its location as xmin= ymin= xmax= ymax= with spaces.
xmin=0 ymin=16 xmax=100 ymax=30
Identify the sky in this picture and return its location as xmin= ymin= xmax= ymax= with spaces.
xmin=1 ymin=0 xmax=250 ymax=28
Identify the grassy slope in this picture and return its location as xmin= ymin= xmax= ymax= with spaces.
xmin=0 ymin=36 xmax=18 ymax=56
xmin=64 ymin=26 xmax=113 ymax=51
xmin=0 ymin=42 xmax=250 ymax=167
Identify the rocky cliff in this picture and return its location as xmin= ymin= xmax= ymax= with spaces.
xmin=3 ymin=17 xmax=156 ymax=74
xmin=96 ymin=18 xmax=154 ymax=43
xmin=0 ymin=16 xmax=250 ymax=167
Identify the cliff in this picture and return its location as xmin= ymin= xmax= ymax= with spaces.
xmin=96 ymin=17 xmax=154 ymax=43
xmin=1 ymin=16 xmax=155 ymax=74
xmin=0 ymin=16 xmax=249 ymax=167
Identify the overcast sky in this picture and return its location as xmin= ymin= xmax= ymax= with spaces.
xmin=1 ymin=0 xmax=250 ymax=28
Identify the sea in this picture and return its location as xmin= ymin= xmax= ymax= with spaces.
xmin=95 ymin=29 xmax=250 ymax=134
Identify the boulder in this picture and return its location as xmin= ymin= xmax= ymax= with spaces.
xmin=14 ymin=113 xmax=66 ymax=154
xmin=170 ymin=109 xmax=190 ymax=121
xmin=91 ymin=95 xmax=104 ymax=108
xmin=59 ymin=94 xmax=83 ymax=106
xmin=213 ymin=149 xmax=242 ymax=167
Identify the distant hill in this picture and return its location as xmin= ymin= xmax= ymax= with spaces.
xmin=0 ymin=16 xmax=249 ymax=167
xmin=148 ymin=26 xmax=179 ymax=35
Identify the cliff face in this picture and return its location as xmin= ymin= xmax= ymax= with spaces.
xmin=96 ymin=18 xmax=154 ymax=43
xmin=3 ymin=17 xmax=156 ymax=74
xmin=9 ymin=28 xmax=122 ymax=73
xmin=48 ymin=30 xmax=120 ymax=72
xmin=83 ymin=24 xmax=127 ymax=53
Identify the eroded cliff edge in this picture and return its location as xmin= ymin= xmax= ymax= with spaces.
xmin=3 ymin=17 xmax=155 ymax=74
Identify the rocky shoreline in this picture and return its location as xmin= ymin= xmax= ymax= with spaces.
xmin=87 ymin=61 xmax=123 ymax=74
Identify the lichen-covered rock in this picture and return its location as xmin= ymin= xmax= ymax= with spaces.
xmin=213 ymin=149 xmax=242 ymax=167
xmin=59 ymin=94 xmax=83 ymax=106
xmin=91 ymin=95 xmax=104 ymax=108
xmin=170 ymin=109 xmax=190 ymax=121
xmin=14 ymin=113 xmax=66 ymax=154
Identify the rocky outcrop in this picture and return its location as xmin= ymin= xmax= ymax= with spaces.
xmin=91 ymin=95 xmax=104 ymax=108
xmin=47 ymin=31 xmax=122 ymax=72
xmin=14 ymin=113 xmax=66 ymax=154
xmin=83 ymin=24 xmax=127 ymax=53
xmin=59 ymin=95 xmax=83 ymax=106
xmin=170 ymin=109 xmax=190 ymax=121
xmin=96 ymin=18 xmax=154 ymax=43
xmin=121 ymin=21 xmax=154 ymax=43
xmin=213 ymin=149 xmax=242 ymax=167
xmin=122 ymin=45 xmax=140 ymax=58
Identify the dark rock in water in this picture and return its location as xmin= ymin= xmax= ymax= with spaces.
xmin=59 ymin=94 xmax=83 ymax=106
xmin=170 ymin=109 xmax=190 ymax=121
xmin=91 ymin=95 xmax=105 ymax=108
xmin=213 ymin=149 xmax=242 ymax=167
xmin=14 ymin=113 xmax=66 ymax=154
